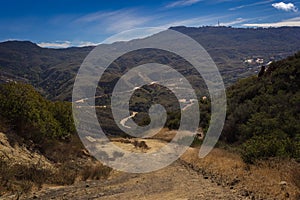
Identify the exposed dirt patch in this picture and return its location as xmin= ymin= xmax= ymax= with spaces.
xmin=21 ymin=138 xmax=242 ymax=200
xmin=24 ymin=160 xmax=244 ymax=200
xmin=111 ymin=138 xmax=167 ymax=153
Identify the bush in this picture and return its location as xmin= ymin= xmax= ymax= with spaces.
xmin=241 ymin=134 xmax=299 ymax=164
xmin=222 ymin=52 xmax=300 ymax=163
xmin=80 ymin=163 xmax=112 ymax=181
xmin=0 ymin=83 xmax=75 ymax=142
xmin=50 ymin=161 xmax=78 ymax=185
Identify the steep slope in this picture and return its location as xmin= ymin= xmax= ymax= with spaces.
xmin=222 ymin=51 xmax=300 ymax=163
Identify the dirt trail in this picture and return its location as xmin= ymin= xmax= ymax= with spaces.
xmin=26 ymin=160 xmax=246 ymax=200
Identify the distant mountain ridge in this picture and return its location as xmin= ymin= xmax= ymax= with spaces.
xmin=0 ymin=26 xmax=300 ymax=100
xmin=0 ymin=41 xmax=93 ymax=100
xmin=171 ymin=26 xmax=300 ymax=70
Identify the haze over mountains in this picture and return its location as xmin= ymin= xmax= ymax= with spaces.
xmin=0 ymin=26 xmax=300 ymax=101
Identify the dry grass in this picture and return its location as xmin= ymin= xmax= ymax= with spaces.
xmin=0 ymin=155 xmax=113 ymax=198
xmin=0 ymin=157 xmax=52 ymax=195
xmin=145 ymin=128 xmax=176 ymax=142
xmin=0 ymin=132 xmax=113 ymax=198
xmin=40 ymin=135 xmax=85 ymax=163
xmin=291 ymin=166 xmax=300 ymax=189
xmin=80 ymin=163 xmax=112 ymax=181
xmin=181 ymin=148 xmax=300 ymax=199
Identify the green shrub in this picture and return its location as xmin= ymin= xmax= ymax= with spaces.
xmin=241 ymin=134 xmax=299 ymax=164
xmin=222 ymin=52 xmax=300 ymax=163
xmin=0 ymin=83 xmax=75 ymax=142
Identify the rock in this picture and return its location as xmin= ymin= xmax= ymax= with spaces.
xmin=279 ymin=181 xmax=288 ymax=191
xmin=279 ymin=181 xmax=287 ymax=186
xmin=285 ymin=192 xmax=289 ymax=198
xmin=241 ymin=190 xmax=250 ymax=197
xmin=97 ymin=193 xmax=105 ymax=197
xmin=230 ymin=178 xmax=240 ymax=186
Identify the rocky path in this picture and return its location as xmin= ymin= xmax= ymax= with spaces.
xmin=26 ymin=160 xmax=248 ymax=200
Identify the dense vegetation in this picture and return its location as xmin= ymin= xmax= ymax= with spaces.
xmin=222 ymin=52 xmax=300 ymax=163
xmin=0 ymin=83 xmax=75 ymax=142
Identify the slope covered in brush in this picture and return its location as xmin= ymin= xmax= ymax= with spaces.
xmin=222 ymin=52 xmax=300 ymax=163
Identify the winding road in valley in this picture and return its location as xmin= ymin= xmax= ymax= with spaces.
xmin=120 ymin=112 xmax=138 ymax=128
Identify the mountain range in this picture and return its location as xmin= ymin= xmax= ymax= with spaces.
xmin=0 ymin=26 xmax=300 ymax=100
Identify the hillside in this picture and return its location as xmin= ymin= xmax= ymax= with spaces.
xmin=0 ymin=83 xmax=112 ymax=196
xmin=1 ymin=26 xmax=300 ymax=101
xmin=222 ymin=51 xmax=300 ymax=163
xmin=0 ymin=41 xmax=93 ymax=100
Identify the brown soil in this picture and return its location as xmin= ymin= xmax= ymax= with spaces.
xmin=2 ymin=130 xmax=299 ymax=200
xmin=24 ymin=160 xmax=244 ymax=200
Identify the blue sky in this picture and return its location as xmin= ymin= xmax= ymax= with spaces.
xmin=0 ymin=0 xmax=299 ymax=47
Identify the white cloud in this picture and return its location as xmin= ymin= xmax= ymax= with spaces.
xmin=74 ymin=9 xmax=152 ymax=33
xmin=272 ymin=2 xmax=298 ymax=12
xmin=37 ymin=41 xmax=72 ymax=48
xmin=77 ymin=41 xmax=99 ymax=47
xmin=229 ymin=0 xmax=275 ymax=11
xmin=101 ymin=15 xmax=229 ymax=44
xmin=219 ymin=18 xmax=247 ymax=26
xmin=243 ymin=17 xmax=300 ymax=27
xmin=102 ymin=27 xmax=165 ymax=44
xmin=37 ymin=41 xmax=99 ymax=48
xmin=165 ymin=0 xmax=202 ymax=8
xmin=1 ymin=38 xmax=23 ymax=42
xmin=160 ymin=15 xmax=222 ymax=28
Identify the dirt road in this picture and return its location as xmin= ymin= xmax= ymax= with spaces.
xmin=26 ymin=160 xmax=246 ymax=200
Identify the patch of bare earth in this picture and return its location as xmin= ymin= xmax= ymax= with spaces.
xmin=22 ymin=136 xmax=263 ymax=200
xmin=25 ymin=161 xmax=244 ymax=200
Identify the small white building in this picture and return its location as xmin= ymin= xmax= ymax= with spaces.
xmin=256 ymin=58 xmax=264 ymax=64
xmin=244 ymin=59 xmax=254 ymax=64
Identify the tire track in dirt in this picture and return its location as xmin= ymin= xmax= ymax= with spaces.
xmin=26 ymin=160 xmax=247 ymax=200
